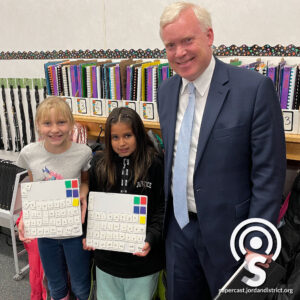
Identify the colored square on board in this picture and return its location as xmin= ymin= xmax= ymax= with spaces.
xmin=72 ymin=180 xmax=78 ymax=188
xmin=73 ymin=198 xmax=79 ymax=207
xmin=66 ymin=189 xmax=72 ymax=197
xmin=73 ymin=189 xmax=79 ymax=197
xmin=133 ymin=206 xmax=139 ymax=214
xmin=65 ymin=180 xmax=71 ymax=189
xmin=140 ymin=197 xmax=147 ymax=205
xmin=134 ymin=196 xmax=140 ymax=205
xmin=140 ymin=216 xmax=146 ymax=224
xmin=140 ymin=206 xmax=146 ymax=215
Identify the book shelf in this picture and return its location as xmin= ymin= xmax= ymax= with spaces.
xmin=74 ymin=115 xmax=161 ymax=138
xmin=42 ymin=54 xmax=300 ymax=162
xmin=75 ymin=115 xmax=300 ymax=161
xmin=285 ymin=134 xmax=300 ymax=161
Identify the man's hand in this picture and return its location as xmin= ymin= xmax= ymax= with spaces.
xmin=245 ymin=248 xmax=273 ymax=268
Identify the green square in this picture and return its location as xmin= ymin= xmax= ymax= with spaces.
xmin=65 ymin=180 xmax=71 ymax=188
xmin=134 ymin=196 xmax=140 ymax=205
xmin=16 ymin=78 xmax=25 ymax=88
xmin=33 ymin=78 xmax=43 ymax=89
xmin=42 ymin=78 xmax=47 ymax=88
xmin=0 ymin=78 xmax=8 ymax=88
xmin=24 ymin=78 xmax=33 ymax=89
xmin=7 ymin=78 xmax=16 ymax=88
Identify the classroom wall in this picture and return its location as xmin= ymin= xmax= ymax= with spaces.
xmin=1 ymin=0 xmax=299 ymax=51
xmin=0 ymin=0 xmax=300 ymax=172
xmin=0 ymin=0 xmax=299 ymax=77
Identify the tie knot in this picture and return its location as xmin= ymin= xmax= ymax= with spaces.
xmin=187 ymin=82 xmax=195 ymax=95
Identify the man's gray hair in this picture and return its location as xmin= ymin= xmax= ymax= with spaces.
xmin=160 ymin=2 xmax=212 ymax=38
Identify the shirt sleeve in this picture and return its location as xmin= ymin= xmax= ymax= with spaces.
xmin=16 ymin=147 xmax=29 ymax=170
xmin=82 ymin=146 xmax=93 ymax=172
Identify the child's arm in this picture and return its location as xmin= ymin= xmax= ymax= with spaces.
xmin=82 ymin=155 xmax=99 ymax=251
xmin=81 ymin=170 xmax=95 ymax=250
xmin=81 ymin=171 xmax=92 ymax=249
xmin=18 ymin=170 xmax=34 ymax=243
xmin=80 ymin=170 xmax=89 ymax=224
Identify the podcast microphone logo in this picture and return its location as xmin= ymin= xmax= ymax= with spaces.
xmin=230 ymin=218 xmax=281 ymax=287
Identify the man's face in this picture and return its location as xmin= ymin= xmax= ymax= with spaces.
xmin=161 ymin=8 xmax=214 ymax=81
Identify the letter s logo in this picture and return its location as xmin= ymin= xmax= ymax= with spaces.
xmin=242 ymin=255 xmax=267 ymax=287
xmin=230 ymin=218 xmax=281 ymax=287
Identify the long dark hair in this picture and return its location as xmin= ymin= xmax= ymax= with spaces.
xmin=95 ymin=107 xmax=157 ymax=189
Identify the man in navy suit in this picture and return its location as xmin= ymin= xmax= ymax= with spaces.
xmin=157 ymin=2 xmax=286 ymax=299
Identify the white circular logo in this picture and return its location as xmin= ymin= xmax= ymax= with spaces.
xmin=230 ymin=218 xmax=281 ymax=261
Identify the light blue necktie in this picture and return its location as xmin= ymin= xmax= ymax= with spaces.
xmin=173 ymin=82 xmax=196 ymax=229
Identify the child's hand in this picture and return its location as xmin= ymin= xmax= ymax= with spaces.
xmin=80 ymin=195 xmax=87 ymax=224
xmin=17 ymin=216 xmax=34 ymax=243
xmin=82 ymin=238 xmax=95 ymax=251
xmin=133 ymin=242 xmax=151 ymax=257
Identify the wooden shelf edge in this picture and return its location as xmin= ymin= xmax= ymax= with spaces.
xmin=74 ymin=115 xmax=300 ymax=161
xmin=74 ymin=115 xmax=160 ymax=128
xmin=74 ymin=115 xmax=107 ymax=123
xmin=286 ymin=154 xmax=300 ymax=161
xmin=285 ymin=133 xmax=300 ymax=143
xmin=74 ymin=115 xmax=161 ymax=139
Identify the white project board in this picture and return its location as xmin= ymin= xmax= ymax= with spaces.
xmin=21 ymin=179 xmax=82 ymax=238
xmin=86 ymin=191 xmax=148 ymax=253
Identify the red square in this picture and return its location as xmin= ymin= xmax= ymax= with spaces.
xmin=72 ymin=180 xmax=78 ymax=188
xmin=140 ymin=197 xmax=147 ymax=205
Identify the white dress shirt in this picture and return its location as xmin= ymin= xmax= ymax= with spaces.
xmin=171 ymin=56 xmax=216 ymax=213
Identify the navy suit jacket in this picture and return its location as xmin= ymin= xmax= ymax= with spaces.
xmin=157 ymin=57 xmax=286 ymax=269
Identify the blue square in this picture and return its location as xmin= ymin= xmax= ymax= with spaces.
xmin=73 ymin=189 xmax=79 ymax=197
xmin=140 ymin=206 xmax=146 ymax=215
xmin=66 ymin=189 xmax=72 ymax=197
xmin=133 ymin=206 xmax=139 ymax=214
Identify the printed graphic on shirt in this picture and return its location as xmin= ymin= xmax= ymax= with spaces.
xmin=121 ymin=158 xmax=130 ymax=193
xmin=136 ymin=181 xmax=152 ymax=189
xmin=42 ymin=166 xmax=64 ymax=181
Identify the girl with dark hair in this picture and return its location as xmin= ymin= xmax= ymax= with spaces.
xmin=83 ymin=107 xmax=165 ymax=300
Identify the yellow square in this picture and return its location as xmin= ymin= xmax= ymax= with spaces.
xmin=72 ymin=198 xmax=79 ymax=207
xmin=140 ymin=216 xmax=146 ymax=224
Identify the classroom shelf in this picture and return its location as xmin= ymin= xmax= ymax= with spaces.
xmin=74 ymin=115 xmax=161 ymax=138
xmin=75 ymin=116 xmax=300 ymax=161
xmin=285 ymin=134 xmax=300 ymax=161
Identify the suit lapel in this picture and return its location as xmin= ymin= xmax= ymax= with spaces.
xmin=168 ymin=75 xmax=182 ymax=125
xmin=164 ymin=75 xmax=182 ymax=194
xmin=195 ymin=59 xmax=230 ymax=169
